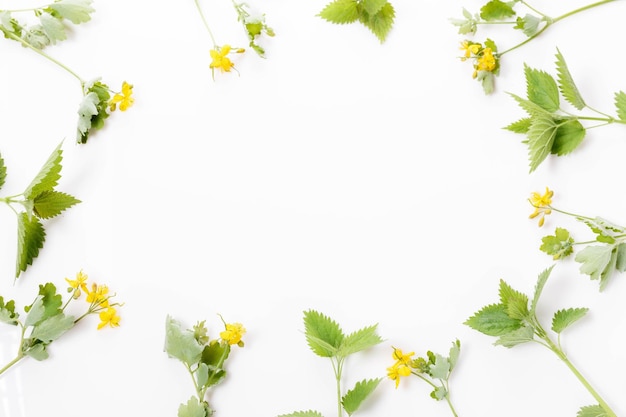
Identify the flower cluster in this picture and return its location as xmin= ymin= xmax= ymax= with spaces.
xmin=459 ymin=40 xmax=499 ymax=94
xmin=65 ymin=270 xmax=122 ymax=329
xmin=528 ymin=187 xmax=553 ymax=227
xmin=387 ymin=347 xmax=414 ymax=388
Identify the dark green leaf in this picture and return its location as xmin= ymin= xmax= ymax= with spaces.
xmin=525 ymin=64 xmax=559 ymax=112
xmin=23 ymin=143 xmax=63 ymax=200
xmin=200 ymin=341 xmax=230 ymax=368
xmin=551 ymin=119 xmax=585 ymax=156
xmin=16 ymin=213 xmax=46 ymax=278
xmin=342 ymin=378 xmax=381 ymax=415
xmin=464 ymin=303 xmax=522 ymax=336
xmin=32 ymin=190 xmax=81 ymax=219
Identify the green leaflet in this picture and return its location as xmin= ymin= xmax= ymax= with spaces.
xmin=39 ymin=12 xmax=67 ymax=44
xmin=319 ymin=0 xmax=360 ymax=24
xmin=525 ymin=64 xmax=560 ymax=112
xmin=16 ymin=212 xmax=46 ymax=277
xmin=29 ymin=313 xmax=75 ymax=343
xmin=577 ymin=405 xmax=608 ymax=417
xmin=318 ymin=0 xmax=395 ymax=42
xmin=178 ymin=396 xmax=209 ymax=417
xmin=615 ymin=91 xmax=626 ymax=122
xmin=526 ymin=114 xmax=557 ymax=172
xmin=337 ymin=324 xmax=383 ymax=357
xmin=551 ymin=308 xmax=588 ymax=334
xmin=359 ymin=2 xmax=395 ymax=43
xmin=164 ymin=315 xmax=204 ymax=366
xmin=514 ymin=14 xmax=541 ymax=36
xmin=540 ymin=227 xmax=574 ymax=260
xmin=342 ymin=378 xmax=381 ymax=415
xmin=494 ymin=325 xmax=535 ymax=348
xmin=77 ymin=81 xmax=111 ymax=144
xmin=23 ymin=143 xmax=63 ymax=200
xmin=278 ymin=412 xmax=324 ymax=417
xmin=47 ymin=0 xmax=95 ymax=24
xmin=464 ymin=303 xmax=522 ymax=336
xmin=480 ymin=0 xmax=516 ymax=20
xmin=498 ymin=279 xmax=529 ymax=320
xmin=0 ymin=153 xmax=6 ymax=190
xmin=33 ymin=190 xmax=81 ymax=219
xmin=551 ymin=119 xmax=585 ymax=156
xmin=575 ymin=245 xmax=622 ymax=291
xmin=0 ymin=296 xmax=18 ymax=325
xmin=555 ymin=48 xmax=586 ymax=110
xmin=304 ymin=309 xmax=344 ymax=357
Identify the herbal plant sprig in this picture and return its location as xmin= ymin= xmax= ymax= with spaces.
xmin=0 ymin=0 xmax=134 ymax=143
xmin=318 ymin=0 xmax=395 ymax=43
xmin=529 ymin=187 xmax=626 ymax=291
xmin=0 ymin=143 xmax=80 ymax=279
xmin=505 ymin=49 xmax=626 ymax=172
xmin=278 ymin=309 xmax=383 ymax=417
xmin=0 ymin=270 xmax=122 ymax=377
xmin=164 ymin=315 xmax=246 ymax=417
xmin=387 ymin=341 xmax=461 ymax=417
xmin=452 ymin=0 xmax=617 ymax=93
xmin=465 ymin=266 xmax=617 ymax=417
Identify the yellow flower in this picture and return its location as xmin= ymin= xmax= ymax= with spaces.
xmin=65 ymin=270 xmax=88 ymax=298
xmin=97 ymin=307 xmax=121 ymax=330
xmin=210 ymin=45 xmax=235 ymax=74
xmin=220 ymin=322 xmax=246 ymax=346
xmin=391 ymin=347 xmax=415 ymax=366
xmin=529 ymin=187 xmax=554 ymax=227
xmin=473 ymin=48 xmax=497 ymax=78
xmin=460 ymin=41 xmax=480 ymax=61
xmin=387 ymin=363 xmax=411 ymax=388
xmin=86 ymin=283 xmax=110 ymax=308
xmin=109 ymin=81 xmax=134 ymax=112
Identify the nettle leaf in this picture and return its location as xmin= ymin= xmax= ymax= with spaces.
xmin=531 ymin=266 xmax=554 ymax=315
xmin=178 ymin=396 xmax=209 ymax=417
xmin=465 ymin=303 xmax=522 ymax=336
xmin=30 ymin=313 xmax=75 ymax=342
xmin=39 ymin=12 xmax=66 ymax=44
xmin=480 ymin=0 xmax=516 ymax=20
xmin=527 ymin=114 xmax=557 ymax=172
xmin=508 ymin=93 xmax=551 ymax=117
xmin=303 ymin=310 xmax=344 ymax=357
xmin=16 ymin=212 xmax=46 ymax=278
xmin=505 ymin=117 xmax=531 ymax=133
xmin=575 ymin=245 xmax=617 ymax=291
xmin=362 ymin=0 xmax=387 ymax=15
xmin=429 ymin=355 xmax=450 ymax=379
xmin=514 ymin=14 xmax=541 ymax=36
xmin=32 ymin=190 xmax=81 ymax=219
xmin=278 ymin=411 xmax=324 ymax=417
xmin=0 ymin=152 xmax=6 ymax=190
xmin=551 ymin=308 xmax=588 ymax=334
xmin=338 ymin=324 xmax=382 ymax=357
xmin=540 ymin=227 xmax=574 ymax=260
xmin=577 ymin=404 xmax=608 ymax=417
xmin=0 ymin=296 xmax=19 ymax=325
xmin=318 ymin=0 xmax=359 ymax=24
xmin=47 ymin=0 xmax=95 ymax=24
xmin=555 ymin=49 xmax=586 ymax=110
xmin=342 ymin=378 xmax=381 ymax=416
xmin=494 ymin=325 xmax=535 ymax=348
xmin=525 ymin=64 xmax=559 ymax=112
xmin=165 ymin=315 xmax=203 ymax=366
xmin=359 ymin=2 xmax=395 ymax=43
xmin=551 ymin=119 xmax=585 ymax=156
xmin=614 ymin=91 xmax=626 ymax=122
xmin=498 ymin=279 xmax=529 ymax=320
xmin=23 ymin=142 xmax=63 ymax=200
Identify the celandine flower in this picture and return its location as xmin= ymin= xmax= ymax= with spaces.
xmin=460 ymin=40 xmax=480 ymax=61
xmin=98 ymin=307 xmax=121 ymax=330
xmin=65 ymin=270 xmax=89 ymax=298
xmin=86 ymin=283 xmax=110 ymax=308
xmin=210 ymin=45 xmax=235 ymax=73
xmin=220 ymin=322 xmax=246 ymax=346
xmin=109 ymin=81 xmax=134 ymax=111
xmin=473 ymin=47 xmax=497 ymax=78
xmin=392 ymin=347 xmax=415 ymax=366
xmin=387 ymin=362 xmax=411 ymax=388
xmin=529 ymin=187 xmax=554 ymax=227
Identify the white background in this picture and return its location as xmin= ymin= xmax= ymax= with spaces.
xmin=1 ymin=0 xmax=626 ymax=416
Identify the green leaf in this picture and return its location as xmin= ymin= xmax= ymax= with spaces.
xmin=24 ymin=296 xmax=46 ymax=327
xmin=32 ymin=190 xmax=81 ymax=219
xmin=494 ymin=325 xmax=535 ymax=348
xmin=579 ymin=217 xmax=625 ymax=244
xmin=277 ymin=412 xmax=324 ymax=417
xmin=24 ymin=283 xmax=63 ymax=328
xmin=508 ymin=93 xmax=551 ymax=117
xmin=551 ymin=307 xmax=588 ymax=333
xmin=464 ymin=303 xmax=522 ymax=336
xmin=555 ymin=48 xmax=586 ymax=110
xmin=25 ymin=343 xmax=49 ymax=361
xmin=615 ymin=91 xmax=626 ymax=122
xmin=318 ymin=0 xmax=359 ymax=24
xmin=342 ymin=378 xmax=381 ymax=416
xmin=39 ymin=12 xmax=67 ymax=44
xmin=429 ymin=355 xmax=450 ymax=379
xmin=47 ymin=0 xmax=95 ymax=24
xmin=577 ymin=404 xmax=608 ymax=417
xmin=77 ymin=81 xmax=111 ymax=144
xmin=480 ymin=0 xmax=516 ymax=20
xmin=16 ymin=212 xmax=46 ymax=278
xmin=527 ymin=114 xmax=558 ymax=172
xmin=575 ymin=245 xmax=616 ymax=290
xmin=362 ymin=0 xmax=387 ymax=15
xmin=177 ymin=396 xmax=209 ymax=417
xmin=22 ymin=25 xmax=50 ymax=49
xmin=448 ymin=339 xmax=461 ymax=371
xmin=525 ymin=64 xmax=559 ymax=112
xmin=0 ymin=296 xmax=19 ymax=325
xmin=23 ymin=142 xmax=63 ymax=200
xmin=30 ymin=313 xmax=75 ymax=342
xmin=504 ymin=117 xmax=531 ymax=133
xmin=338 ymin=324 xmax=382 ymax=357
xmin=200 ymin=341 xmax=230 ymax=368
xmin=196 ymin=363 xmax=209 ymax=389
xmin=540 ymin=227 xmax=574 ymax=260
xmin=303 ymin=310 xmax=344 ymax=357
xmin=615 ymin=243 xmax=626 ymax=272
xmin=359 ymin=2 xmax=395 ymax=43
xmin=0 ymin=152 xmax=6 ymax=190
xmin=477 ymin=70 xmax=495 ymax=95
xmin=551 ymin=119 xmax=585 ymax=156
xmin=514 ymin=14 xmax=541 ymax=36
xmin=450 ymin=8 xmax=477 ymax=35
xmin=498 ymin=279 xmax=529 ymax=320
xmin=430 ymin=385 xmax=448 ymax=401
xmin=165 ymin=315 xmax=203 ymax=366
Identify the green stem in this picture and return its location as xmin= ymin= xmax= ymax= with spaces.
xmin=332 ymin=358 xmax=344 ymax=417
xmin=0 ymin=352 xmax=24 ymax=377
xmin=193 ymin=0 xmax=218 ymax=48
xmin=411 ymin=373 xmax=459 ymax=417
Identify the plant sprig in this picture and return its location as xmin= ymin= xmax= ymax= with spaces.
xmin=318 ymin=0 xmax=395 ymax=43
xmin=278 ymin=310 xmax=383 ymax=417
xmin=505 ymin=49 xmax=626 ymax=172
xmin=465 ymin=266 xmax=617 ymax=417
xmin=164 ymin=315 xmax=246 ymax=417
xmin=0 ymin=143 xmax=80 ymax=279
xmin=452 ymin=0 xmax=617 ymax=93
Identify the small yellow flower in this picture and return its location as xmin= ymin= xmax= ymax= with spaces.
xmin=529 ymin=187 xmax=554 ymax=227
xmin=460 ymin=41 xmax=480 ymax=61
xmin=86 ymin=283 xmax=110 ymax=308
xmin=65 ymin=270 xmax=88 ymax=298
xmin=387 ymin=363 xmax=411 ymax=388
xmin=220 ymin=322 xmax=246 ymax=346
xmin=210 ymin=45 xmax=235 ymax=74
xmin=391 ymin=347 xmax=415 ymax=366
xmin=473 ymin=47 xmax=497 ymax=78
xmin=97 ymin=307 xmax=121 ymax=330
xmin=109 ymin=81 xmax=134 ymax=112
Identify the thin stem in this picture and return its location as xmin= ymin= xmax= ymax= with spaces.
xmin=0 ymin=353 xmax=24 ymax=377
xmin=520 ymin=1 xmax=549 ymax=18
xmin=331 ymin=358 xmax=344 ymax=417
xmin=193 ymin=0 xmax=218 ymax=48
xmin=552 ymin=0 xmax=617 ymax=24
xmin=499 ymin=22 xmax=550 ymax=56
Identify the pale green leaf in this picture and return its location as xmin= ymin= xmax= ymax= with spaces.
xmin=527 ymin=114 xmax=557 ymax=172
xmin=551 ymin=308 xmax=588 ymax=333
xmin=25 ymin=343 xmax=49 ymax=360
xmin=480 ymin=0 xmax=516 ymax=20
xmin=615 ymin=91 xmax=626 ymax=122
xmin=575 ymin=245 xmax=616 ymax=290
xmin=508 ymin=93 xmax=551 ymax=117
xmin=551 ymin=119 xmax=585 ymax=156
xmin=303 ymin=310 xmax=344 ymax=357
xmin=494 ymin=325 xmax=535 ymax=348
xmin=32 ymin=190 xmax=81 ymax=219
xmin=22 ymin=25 xmax=51 ymax=49
xmin=318 ymin=0 xmax=359 ymax=24
xmin=196 ymin=363 xmax=209 ymax=389
xmin=338 ymin=324 xmax=382 ymax=357
xmin=464 ymin=303 xmax=522 ymax=336
xmin=515 ymin=14 xmax=540 ymax=37
xmin=579 ymin=217 xmax=625 ymax=244
xmin=76 ymin=91 xmax=100 ymax=137
xmin=525 ymin=64 xmax=559 ymax=112
xmin=23 ymin=142 xmax=63 ymax=200
xmin=362 ymin=0 xmax=387 ymax=15
xmin=429 ymin=355 xmax=450 ymax=379
xmin=0 ymin=11 xmax=13 ymax=32
xmin=39 ymin=12 xmax=66 ymax=44
xmin=278 ymin=412 xmax=324 ymax=417
xmin=615 ymin=243 xmax=626 ymax=272
xmin=24 ymin=296 xmax=46 ymax=327
xmin=478 ymin=70 xmax=495 ymax=95
xmin=555 ymin=48 xmax=586 ymax=110
xmin=430 ymin=385 xmax=448 ymax=401
xmin=540 ymin=227 xmax=574 ymax=260
xmin=504 ymin=117 xmax=531 ymax=133
xmin=342 ymin=378 xmax=381 ymax=415
xmin=30 ymin=313 xmax=75 ymax=342
xmin=359 ymin=2 xmax=395 ymax=43
xmin=0 ymin=296 xmax=18 ymax=325
xmin=178 ymin=396 xmax=209 ymax=417
xmin=577 ymin=404 xmax=608 ymax=417
xmin=165 ymin=315 xmax=203 ymax=366
xmin=448 ymin=339 xmax=460 ymax=371
xmin=498 ymin=279 xmax=529 ymax=320
xmin=531 ymin=266 xmax=553 ymax=315
xmin=0 ymin=152 xmax=6 ymax=190
xmin=48 ymin=0 xmax=94 ymax=24
xmin=16 ymin=212 xmax=46 ymax=278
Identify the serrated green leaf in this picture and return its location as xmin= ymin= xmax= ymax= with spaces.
xmin=342 ymin=378 xmax=381 ymax=415
xmin=555 ymin=48 xmax=586 ymax=110
xmin=30 ymin=313 xmax=75 ymax=342
xmin=165 ymin=315 xmax=203 ymax=366
xmin=577 ymin=404 xmax=608 ymax=417
xmin=318 ymin=0 xmax=359 ymax=24
xmin=551 ymin=307 xmax=588 ymax=333
xmin=575 ymin=245 xmax=616 ymax=290
xmin=16 ymin=212 xmax=46 ymax=278
xmin=39 ymin=12 xmax=66 ymax=44
xmin=508 ymin=93 xmax=551 ymax=117
xmin=23 ymin=142 xmax=63 ymax=200
xmin=448 ymin=339 xmax=460 ymax=371
xmin=0 ymin=153 xmax=6 ymax=190
xmin=48 ymin=0 xmax=94 ymax=24
xmin=505 ymin=117 xmax=532 ymax=133
xmin=359 ymin=2 xmax=395 ymax=43
xmin=338 ymin=324 xmax=382 ymax=357
xmin=303 ymin=310 xmax=344 ymax=357
xmin=429 ymin=355 xmax=450 ymax=379
xmin=540 ymin=227 xmax=574 ymax=260
xmin=615 ymin=91 xmax=626 ymax=122
xmin=464 ymin=303 xmax=522 ymax=336
xmin=32 ymin=190 xmax=81 ymax=219
xmin=551 ymin=119 xmax=585 ymax=155
xmin=25 ymin=343 xmax=49 ymax=360
xmin=525 ymin=64 xmax=559 ymax=112
xmin=498 ymin=279 xmax=529 ymax=320
xmin=277 ymin=412 xmax=324 ymax=417
xmin=178 ymin=396 xmax=209 ymax=417
xmin=480 ymin=0 xmax=516 ymax=20
xmin=362 ymin=0 xmax=387 ymax=15
xmin=0 ymin=296 xmax=18 ymax=324
xmin=527 ymin=114 xmax=558 ymax=172
xmin=494 ymin=325 xmax=535 ymax=348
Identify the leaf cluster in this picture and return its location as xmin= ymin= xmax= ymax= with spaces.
xmin=411 ymin=340 xmax=461 ymax=402
xmin=452 ymin=0 xmax=544 ymax=37
xmin=506 ymin=49 xmax=626 ymax=172
xmin=232 ymin=2 xmax=275 ymax=58
xmin=77 ymin=79 xmax=112 ymax=144
xmin=0 ymin=0 xmax=94 ymax=49
xmin=318 ymin=0 xmax=395 ymax=43
xmin=0 ymin=143 xmax=81 ymax=279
